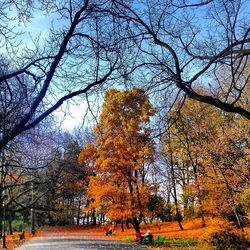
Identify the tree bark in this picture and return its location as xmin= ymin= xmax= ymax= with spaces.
xmin=168 ymin=134 xmax=184 ymax=230
xmin=130 ymin=217 xmax=141 ymax=233
xmin=7 ymin=212 xmax=13 ymax=235
xmin=92 ymin=209 xmax=96 ymax=225
xmin=125 ymin=219 xmax=130 ymax=229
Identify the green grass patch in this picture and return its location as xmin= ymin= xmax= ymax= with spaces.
xmin=154 ymin=235 xmax=166 ymax=243
xmin=163 ymin=238 xmax=198 ymax=246
xmin=123 ymin=236 xmax=135 ymax=243
xmin=123 ymin=234 xmax=198 ymax=247
xmin=153 ymin=236 xmax=198 ymax=247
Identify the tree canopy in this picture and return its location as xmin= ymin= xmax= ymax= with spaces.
xmin=79 ymin=88 xmax=155 ymax=232
xmin=1 ymin=0 xmax=250 ymax=151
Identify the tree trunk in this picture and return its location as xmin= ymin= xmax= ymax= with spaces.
xmin=48 ymin=213 xmax=55 ymax=226
xmin=82 ymin=212 xmax=86 ymax=224
xmin=86 ymin=212 xmax=89 ymax=225
xmin=171 ymin=173 xmax=184 ymax=230
xmin=7 ymin=212 xmax=13 ymax=235
xmin=125 ymin=219 xmax=130 ymax=229
xmin=134 ymin=170 xmax=144 ymax=223
xmin=174 ymin=195 xmax=184 ymax=230
xmin=220 ymin=170 xmax=244 ymax=231
xmin=101 ymin=213 xmax=105 ymax=224
xmin=193 ymin=157 xmax=206 ymax=228
xmin=199 ymin=200 xmax=206 ymax=228
xmin=0 ymin=215 xmax=2 ymax=239
xmin=76 ymin=199 xmax=81 ymax=225
xmin=233 ymin=206 xmax=244 ymax=231
xmin=168 ymin=134 xmax=184 ymax=230
xmin=131 ymin=217 xmax=140 ymax=233
xmin=92 ymin=209 xmax=96 ymax=225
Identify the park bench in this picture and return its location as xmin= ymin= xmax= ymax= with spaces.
xmin=135 ymin=232 xmax=153 ymax=245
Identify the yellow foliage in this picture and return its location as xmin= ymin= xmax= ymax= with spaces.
xmin=82 ymin=88 xmax=156 ymax=223
xmin=164 ymin=89 xmax=250 ymax=221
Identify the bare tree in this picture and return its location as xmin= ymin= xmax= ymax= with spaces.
xmin=1 ymin=0 xmax=249 ymax=152
xmin=0 ymin=0 xmax=128 ymax=150
xmin=109 ymin=0 xmax=250 ymax=120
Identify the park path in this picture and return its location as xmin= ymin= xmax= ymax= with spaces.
xmin=17 ymin=232 xmax=148 ymax=250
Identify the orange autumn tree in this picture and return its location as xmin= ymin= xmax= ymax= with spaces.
xmin=164 ymin=90 xmax=221 ymax=229
xmin=198 ymin=116 xmax=250 ymax=230
xmin=165 ymin=90 xmax=250 ymax=230
xmin=79 ymin=88 xmax=155 ymax=233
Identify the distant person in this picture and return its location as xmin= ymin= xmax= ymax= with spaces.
xmin=135 ymin=232 xmax=144 ymax=244
xmin=144 ymin=230 xmax=153 ymax=243
xmin=105 ymin=227 xmax=113 ymax=236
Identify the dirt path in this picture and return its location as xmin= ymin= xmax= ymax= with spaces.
xmin=17 ymin=229 xmax=148 ymax=250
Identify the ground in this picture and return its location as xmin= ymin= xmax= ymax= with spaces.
xmin=0 ymin=218 xmax=249 ymax=249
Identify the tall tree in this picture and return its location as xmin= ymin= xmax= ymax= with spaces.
xmin=164 ymin=91 xmax=250 ymax=229
xmin=163 ymin=91 xmax=220 ymax=228
xmin=80 ymin=88 xmax=155 ymax=233
xmin=164 ymin=134 xmax=184 ymax=230
xmin=199 ymin=116 xmax=250 ymax=230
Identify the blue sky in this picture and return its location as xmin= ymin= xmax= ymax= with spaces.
xmin=2 ymin=0 xmax=250 ymax=130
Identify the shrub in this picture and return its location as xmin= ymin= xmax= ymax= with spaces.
xmin=209 ymin=230 xmax=250 ymax=250
xmin=11 ymin=220 xmax=27 ymax=232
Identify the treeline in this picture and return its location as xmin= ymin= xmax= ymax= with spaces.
xmin=0 ymin=87 xmax=249 ymax=237
xmin=0 ymin=2 xmax=250 ymax=248
xmin=78 ymin=88 xmax=250 ymax=233
xmin=0 ymin=126 xmax=90 ymax=235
